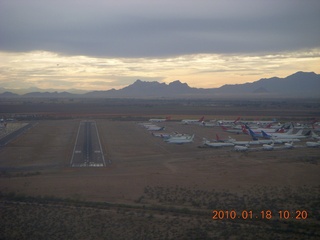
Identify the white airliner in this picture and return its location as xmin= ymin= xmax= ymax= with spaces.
xmin=262 ymin=142 xmax=274 ymax=151
xmin=139 ymin=122 xmax=156 ymax=128
xmin=166 ymin=134 xmax=195 ymax=144
xmin=217 ymin=116 xmax=241 ymax=127
xmin=202 ymin=138 xmax=234 ymax=148
xmin=164 ymin=133 xmax=191 ymax=142
xmin=146 ymin=125 xmax=165 ymax=131
xmin=284 ymin=142 xmax=294 ymax=149
xmin=181 ymin=116 xmax=204 ymax=125
xmin=306 ymin=141 xmax=320 ymax=148
xmin=273 ymin=138 xmax=300 ymax=144
xmin=239 ymin=118 xmax=277 ymax=126
xmin=215 ymin=134 xmax=236 ymax=143
xmin=231 ymin=139 xmax=272 ymax=145
xmin=149 ymin=116 xmax=171 ymax=122
xmin=234 ymin=145 xmax=249 ymax=151
xmin=151 ymin=132 xmax=171 ymax=138
xmin=310 ymin=131 xmax=320 ymax=140
xmin=261 ymin=129 xmax=308 ymax=139
xmin=247 ymin=125 xmax=286 ymax=134
xmin=220 ymin=126 xmax=244 ymax=134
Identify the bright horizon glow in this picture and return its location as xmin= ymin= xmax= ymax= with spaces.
xmin=0 ymin=49 xmax=320 ymax=92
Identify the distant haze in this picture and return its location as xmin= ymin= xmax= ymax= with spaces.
xmin=1 ymin=71 xmax=319 ymax=99
xmin=0 ymin=0 xmax=319 ymax=90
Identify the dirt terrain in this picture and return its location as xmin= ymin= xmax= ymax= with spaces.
xmin=1 ymin=119 xmax=319 ymax=202
xmin=0 ymin=98 xmax=319 ymax=239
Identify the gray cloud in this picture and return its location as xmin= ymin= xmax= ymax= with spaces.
xmin=0 ymin=0 xmax=319 ymax=58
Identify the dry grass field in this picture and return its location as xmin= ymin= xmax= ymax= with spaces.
xmin=0 ymin=98 xmax=319 ymax=239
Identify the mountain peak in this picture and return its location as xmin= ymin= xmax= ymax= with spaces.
xmin=169 ymin=80 xmax=182 ymax=84
xmin=133 ymin=79 xmax=143 ymax=84
xmin=168 ymin=80 xmax=190 ymax=88
xmin=287 ymin=71 xmax=317 ymax=79
xmin=169 ymin=80 xmax=184 ymax=85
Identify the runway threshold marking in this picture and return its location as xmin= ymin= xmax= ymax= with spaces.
xmin=70 ymin=120 xmax=106 ymax=168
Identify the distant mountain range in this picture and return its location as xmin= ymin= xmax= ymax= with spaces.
xmin=1 ymin=71 xmax=319 ymax=98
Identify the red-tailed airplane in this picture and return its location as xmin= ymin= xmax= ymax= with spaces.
xmin=181 ymin=116 xmax=204 ymax=125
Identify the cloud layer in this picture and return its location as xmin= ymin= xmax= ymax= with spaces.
xmin=1 ymin=49 xmax=319 ymax=91
xmin=1 ymin=0 xmax=319 ymax=91
xmin=1 ymin=0 xmax=320 ymax=58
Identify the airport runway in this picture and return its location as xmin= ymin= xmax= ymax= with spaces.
xmin=70 ymin=121 xmax=106 ymax=167
xmin=0 ymin=122 xmax=35 ymax=147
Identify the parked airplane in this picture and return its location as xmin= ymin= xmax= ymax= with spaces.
xmin=202 ymin=121 xmax=217 ymax=127
xmin=146 ymin=125 xmax=165 ymax=131
xmin=312 ymin=122 xmax=320 ymax=133
xmin=164 ymin=133 xmax=191 ymax=142
xmin=261 ymin=129 xmax=308 ymax=139
xmin=247 ymin=126 xmax=264 ymax=139
xmin=181 ymin=116 xmax=204 ymax=125
xmin=284 ymin=142 xmax=294 ymax=149
xmin=139 ymin=122 xmax=156 ymax=128
xmin=262 ymin=142 xmax=274 ymax=151
xmin=151 ymin=132 xmax=171 ymax=138
xmin=202 ymin=138 xmax=234 ymax=148
xmin=310 ymin=131 xmax=320 ymax=140
xmin=149 ymin=116 xmax=171 ymax=122
xmin=217 ymin=116 xmax=241 ymax=127
xmin=246 ymin=124 xmax=286 ymax=134
xmin=306 ymin=141 xmax=320 ymax=148
xmin=234 ymin=145 xmax=249 ymax=151
xmin=273 ymin=138 xmax=300 ymax=144
xmin=215 ymin=134 xmax=236 ymax=143
xmin=220 ymin=126 xmax=243 ymax=134
xmin=247 ymin=129 xmax=276 ymax=144
xmin=167 ymin=134 xmax=195 ymax=144
xmin=239 ymin=118 xmax=277 ymax=126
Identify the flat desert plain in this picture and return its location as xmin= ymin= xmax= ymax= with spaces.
xmin=0 ymin=119 xmax=319 ymax=203
xmin=0 ymin=99 xmax=320 ymax=239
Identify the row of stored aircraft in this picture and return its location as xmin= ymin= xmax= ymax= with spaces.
xmin=202 ymin=123 xmax=320 ymax=151
xmin=139 ymin=122 xmax=194 ymax=144
xmin=148 ymin=115 xmax=320 ymax=132
xmin=143 ymin=116 xmax=320 ymax=147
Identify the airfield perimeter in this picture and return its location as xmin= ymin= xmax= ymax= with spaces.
xmin=0 ymin=98 xmax=320 ymax=239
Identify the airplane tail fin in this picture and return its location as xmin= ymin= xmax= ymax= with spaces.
xmin=304 ymin=130 xmax=311 ymax=136
xmin=234 ymin=116 xmax=241 ymax=124
xmin=247 ymin=127 xmax=259 ymax=140
xmin=265 ymin=123 xmax=272 ymax=128
xmin=198 ymin=116 xmax=205 ymax=122
xmin=241 ymin=125 xmax=248 ymax=134
xmin=220 ymin=126 xmax=228 ymax=131
xmin=311 ymin=130 xmax=319 ymax=137
xmin=276 ymin=124 xmax=285 ymax=132
xmin=261 ymin=130 xmax=271 ymax=139
xmin=216 ymin=134 xmax=220 ymax=142
xmin=286 ymin=128 xmax=294 ymax=134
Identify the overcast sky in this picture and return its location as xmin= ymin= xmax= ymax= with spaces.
xmin=0 ymin=0 xmax=319 ymax=91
